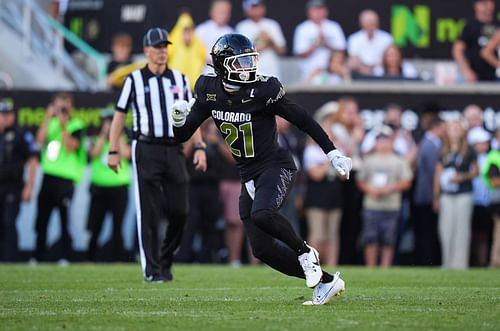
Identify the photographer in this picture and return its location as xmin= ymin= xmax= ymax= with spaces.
xmin=31 ymin=93 xmax=86 ymax=265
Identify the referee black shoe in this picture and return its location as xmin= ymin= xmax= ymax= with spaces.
xmin=162 ymin=269 xmax=173 ymax=282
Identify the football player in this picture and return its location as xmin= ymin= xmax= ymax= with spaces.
xmin=172 ymin=33 xmax=351 ymax=305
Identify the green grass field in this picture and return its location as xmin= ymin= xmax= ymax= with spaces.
xmin=0 ymin=264 xmax=499 ymax=331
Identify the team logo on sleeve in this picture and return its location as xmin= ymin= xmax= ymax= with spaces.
xmin=206 ymin=93 xmax=217 ymax=102
xmin=266 ymin=86 xmax=285 ymax=106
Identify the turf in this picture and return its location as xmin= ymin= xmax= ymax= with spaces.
xmin=0 ymin=264 xmax=499 ymax=331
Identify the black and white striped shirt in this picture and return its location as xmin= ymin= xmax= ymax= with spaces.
xmin=116 ymin=66 xmax=192 ymax=138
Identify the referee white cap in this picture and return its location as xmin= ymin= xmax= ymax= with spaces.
xmin=143 ymin=28 xmax=172 ymax=47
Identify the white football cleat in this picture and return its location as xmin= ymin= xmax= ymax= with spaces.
xmin=298 ymin=243 xmax=322 ymax=288
xmin=303 ymin=271 xmax=345 ymax=305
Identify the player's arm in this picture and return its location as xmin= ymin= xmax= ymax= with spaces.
xmin=274 ymin=97 xmax=334 ymax=153
xmin=172 ymin=100 xmax=210 ymax=142
xmin=273 ymin=96 xmax=351 ymax=178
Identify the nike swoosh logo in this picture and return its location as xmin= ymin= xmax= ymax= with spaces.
xmin=241 ymin=98 xmax=253 ymax=103
xmin=312 ymin=251 xmax=320 ymax=266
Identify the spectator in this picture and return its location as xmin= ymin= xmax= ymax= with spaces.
xmin=196 ymin=0 xmax=233 ymax=73
xmin=236 ymin=0 xmax=286 ymax=78
xmin=483 ymin=128 xmax=500 ymax=268
xmin=433 ymin=120 xmax=478 ymax=269
xmin=463 ymin=104 xmax=484 ymax=142
xmin=452 ymin=0 xmax=498 ymax=82
xmin=309 ymin=50 xmax=350 ymax=84
xmin=176 ymin=120 xmax=223 ymax=263
xmin=86 ymin=109 xmax=131 ymax=262
xmin=106 ymin=33 xmax=133 ymax=90
xmin=168 ymin=12 xmax=206 ymax=91
xmin=32 ymin=93 xmax=87 ymax=265
xmin=480 ymin=28 xmax=500 ymax=77
xmin=413 ymin=117 xmax=445 ymax=266
xmin=361 ymin=103 xmax=418 ymax=166
xmin=303 ymin=119 xmax=343 ymax=266
xmin=468 ymin=127 xmax=493 ymax=267
xmin=329 ymin=97 xmax=365 ymax=264
xmin=218 ymin=136 xmax=252 ymax=267
xmin=293 ymin=0 xmax=346 ymax=80
xmin=0 ymin=99 xmax=38 ymax=261
xmin=373 ymin=45 xmax=418 ymax=79
xmin=357 ymin=125 xmax=413 ymax=267
xmin=347 ymin=9 xmax=393 ymax=76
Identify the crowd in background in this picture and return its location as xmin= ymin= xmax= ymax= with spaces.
xmin=105 ymin=0 xmax=500 ymax=90
xmin=1 ymin=0 xmax=500 ymax=269
xmin=2 ymin=93 xmax=500 ymax=270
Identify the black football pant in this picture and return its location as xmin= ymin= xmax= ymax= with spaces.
xmin=132 ymin=141 xmax=189 ymax=279
xmin=86 ymin=185 xmax=128 ymax=261
xmin=34 ymin=174 xmax=74 ymax=261
xmin=239 ymin=167 xmax=306 ymax=279
xmin=0 ymin=186 xmax=21 ymax=261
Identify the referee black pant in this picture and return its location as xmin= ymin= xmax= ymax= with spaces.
xmin=132 ymin=140 xmax=189 ymax=279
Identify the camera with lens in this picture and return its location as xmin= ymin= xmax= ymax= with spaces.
xmin=55 ymin=106 xmax=69 ymax=115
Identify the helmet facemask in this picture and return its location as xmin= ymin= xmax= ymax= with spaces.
xmin=222 ymin=52 xmax=259 ymax=84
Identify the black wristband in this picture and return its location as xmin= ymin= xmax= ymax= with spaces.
xmin=108 ymin=151 xmax=119 ymax=155
xmin=193 ymin=141 xmax=207 ymax=151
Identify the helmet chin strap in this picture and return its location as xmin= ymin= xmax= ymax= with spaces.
xmin=222 ymin=81 xmax=241 ymax=93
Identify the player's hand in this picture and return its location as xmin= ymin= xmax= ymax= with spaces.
xmin=327 ymin=149 xmax=352 ymax=180
xmin=193 ymin=149 xmax=207 ymax=172
xmin=172 ymin=98 xmax=195 ymax=127
xmin=107 ymin=153 xmax=122 ymax=174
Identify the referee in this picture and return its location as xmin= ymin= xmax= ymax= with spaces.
xmin=108 ymin=28 xmax=207 ymax=283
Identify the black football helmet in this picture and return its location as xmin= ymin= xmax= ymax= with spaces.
xmin=210 ymin=33 xmax=259 ymax=84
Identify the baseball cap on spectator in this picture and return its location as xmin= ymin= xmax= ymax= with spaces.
xmin=306 ymin=0 xmax=326 ymax=9
xmin=0 ymin=99 xmax=13 ymax=112
xmin=243 ymin=0 xmax=265 ymax=10
xmin=314 ymin=101 xmax=338 ymax=122
xmin=373 ymin=124 xmax=393 ymax=138
xmin=143 ymin=28 xmax=172 ymax=47
xmin=467 ymin=126 xmax=491 ymax=145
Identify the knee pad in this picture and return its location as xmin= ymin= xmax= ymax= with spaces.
xmin=251 ymin=209 xmax=275 ymax=229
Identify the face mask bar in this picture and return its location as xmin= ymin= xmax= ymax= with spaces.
xmin=223 ymin=53 xmax=259 ymax=83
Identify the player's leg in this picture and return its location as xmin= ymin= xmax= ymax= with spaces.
xmin=247 ymin=167 xmax=334 ymax=287
xmin=249 ymin=168 xmax=307 ymax=254
xmin=240 ymin=184 xmax=305 ymax=278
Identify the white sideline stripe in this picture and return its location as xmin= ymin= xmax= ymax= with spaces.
xmin=132 ymin=140 xmax=147 ymax=276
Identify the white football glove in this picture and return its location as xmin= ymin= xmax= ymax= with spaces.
xmin=172 ymin=98 xmax=195 ymax=127
xmin=327 ymin=150 xmax=352 ymax=180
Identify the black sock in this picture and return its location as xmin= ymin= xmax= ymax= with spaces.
xmin=322 ymin=271 xmax=333 ymax=283
xmin=251 ymin=210 xmax=309 ymax=255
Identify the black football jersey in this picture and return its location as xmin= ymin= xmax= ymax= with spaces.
xmin=174 ymin=75 xmax=335 ymax=182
